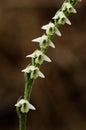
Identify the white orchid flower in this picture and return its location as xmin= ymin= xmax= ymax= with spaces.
xmin=32 ymin=34 xmax=55 ymax=48
xmin=26 ymin=50 xmax=51 ymax=64
xmin=53 ymin=11 xmax=71 ymax=25
xmin=41 ymin=22 xmax=61 ymax=36
xmin=62 ymin=2 xmax=77 ymax=13
xmin=22 ymin=65 xmax=45 ymax=79
xmin=15 ymin=99 xmax=35 ymax=113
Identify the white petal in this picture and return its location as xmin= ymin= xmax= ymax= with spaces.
xmin=29 ymin=103 xmax=36 ymax=110
xmin=32 ymin=37 xmax=41 ymax=43
xmin=52 ymin=15 xmax=57 ymax=19
xmin=22 ymin=66 xmax=36 ymax=73
xmin=26 ymin=50 xmax=42 ymax=58
xmin=38 ymin=71 xmax=45 ymax=78
xmin=41 ymin=24 xmax=49 ymax=30
xmin=22 ymin=68 xmax=28 ymax=73
xmin=43 ymin=54 xmax=51 ymax=62
xmin=66 ymin=18 xmax=71 ymax=25
xmin=55 ymin=28 xmax=61 ymax=37
xmin=35 ymin=50 xmax=42 ymax=56
xmin=15 ymin=102 xmax=20 ymax=107
xmin=15 ymin=99 xmax=28 ymax=107
xmin=49 ymin=40 xmax=55 ymax=48
xmin=72 ymin=8 xmax=77 ymax=13
xmin=26 ymin=54 xmax=33 ymax=58
xmin=30 ymin=66 xmax=38 ymax=71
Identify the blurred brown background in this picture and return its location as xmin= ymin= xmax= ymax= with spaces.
xmin=0 ymin=0 xmax=86 ymax=130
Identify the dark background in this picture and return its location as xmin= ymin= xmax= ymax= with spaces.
xmin=0 ymin=0 xmax=86 ymax=130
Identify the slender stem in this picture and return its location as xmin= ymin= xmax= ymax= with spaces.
xmin=17 ymin=1 xmax=80 ymax=130
xmin=24 ymin=73 xmax=34 ymax=100
xmin=19 ymin=113 xmax=26 ymax=130
xmin=18 ymin=73 xmax=34 ymax=130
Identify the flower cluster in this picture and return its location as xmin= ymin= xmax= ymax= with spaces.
xmin=15 ymin=0 xmax=81 ymax=113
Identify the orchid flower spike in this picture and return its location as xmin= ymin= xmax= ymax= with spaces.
xmin=15 ymin=99 xmax=35 ymax=113
xmin=26 ymin=50 xmax=51 ymax=65
xmin=22 ymin=65 xmax=45 ymax=79
xmin=62 ymin=2 xmax=77 ymax=13
xmin=41 ymin=22 xmax=61 ymax=36
xmin=32 ymin=34 xmax=55 ymax=49
xmin=53 ymin=11 xmax=71 ymax=25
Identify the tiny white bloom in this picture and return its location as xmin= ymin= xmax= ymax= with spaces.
xmin=62 ymin=2 xmax=77 ymax=13
xmin=22 ymin=65 xmax=45 ymax=79
xmin=42 ymin=22 xmax=61 ymax=36
xmin=26 ymin=50 xmax=51 ymax=64
xmin=32 ymin=34 xmax=55 ymax=48
xmin=53 ymin=11 xmax=71 ymax=25
xmin=15 ymin=99 xmax=35 ymax=113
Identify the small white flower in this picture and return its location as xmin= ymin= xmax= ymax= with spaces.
xmin=26 ymin=50 xmax=51 ymax=64
xmin=62 ymin=2 xmax=77 ymax=13
xmin=15 ymin=99 xmax=35 ymax=113
xmin=22 ymin=65 xmax=45 ymax=79
xmin=41 ymin=22 xmax=61 ymax=36
xmin=32 ymin=34 xmax=55 ymax=49
xmin=53 ymin=11 xmax=71 ymax=25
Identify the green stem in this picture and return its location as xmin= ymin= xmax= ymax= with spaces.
xmin=18 ymin=73 xmax=34 ymax=130
xmin=24 ymin=73 xmax=34 ymax=100
xmin=17 ymin=1 xmax=80 ymax=130
xmin=19 ymin=113 xmax=26 ymax=130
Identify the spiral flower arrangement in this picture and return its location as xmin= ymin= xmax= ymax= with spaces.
xmin=15 ymin=0 xmax=82 ymax=130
